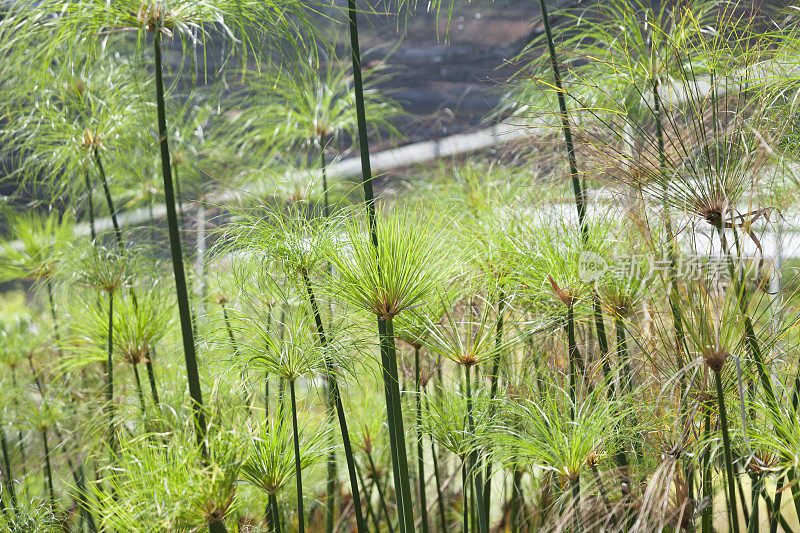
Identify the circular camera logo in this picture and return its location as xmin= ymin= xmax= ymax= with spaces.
xmin=578 ymin=251 xmax=608 ymax=282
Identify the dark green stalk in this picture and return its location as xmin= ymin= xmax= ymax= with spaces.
xmin=510 ymin=468 xmax=522 ymax=533
xmin=590 ymin=464 xmax=616 ymax=527
xmin=144 ymin=348 xmax=160 ymax=406
xmin=367 ymin=452 xmax=394 ymax=533
xmin=92 ymin=148 xmax=123 ymax=250
xmin=483 ymin=290 xmax=505 ymax=517
xmin=702 ymin=399 xmax=712 ymax=533
xmin=415 ymin=347 xmax=429 ymax=533
xmin=567 ymin=307 xmax=579 ymax=419
xmin=0 ymin=429 xmax=17 ymax=509
xmin=379 ymin=318 xmax=414 ymax=533
xmin=82 ymin=166 xmax=96 ymax=242
xmin=769 ymin=475 xmax=785 ymax=533
xmin=347 ymin=0 xmax=413 ymax=525
xmin=464 ymin=365 xmax=488 ymax=533
xmin=571 ymin=476 xmax=583 ymax=533
xmin=132 ymin=363 xmax=147 ymax=419
xmin=9 ymin=369 xmax=27 ymax=479
xmin=320 ymin=135 xmax=330 ymax=219
xmin=301 ymin=271 xmax=366 ymax=532
xmin=153 ymin=30 xmax=207 ymax=453
xmin=209 ymin=520 xmax=227 ymax=533
xmin=714 ymin=369 xmax=740 ymax=533
xmin=106 ymin=293 xmax=116 ymax=452
xmin=288 ymin=380 xmax=305 ymax=533
xmin=270 ymin=494 xmax=282 ymax=533
xmin=747 ymin=474 xmax=762 ymax=533
xmin=42 ymin=425 xmax=55 ymax=507
xmin=430 ymin=437 xmax=446 ymax=533
xmin=615 ymin=316 xmax=632 ymax=395
xmin=462 ymin=460 xmax=468 ymax=533
xmin=355 ymin=459 xmax=378 ymax=531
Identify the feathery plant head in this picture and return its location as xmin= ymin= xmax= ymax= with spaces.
xmin=240 ymin=417 xmax=331 ymax=495
xmin=236 ymin=302 xmax=327 ymax=383
xmin=228 ymin=44 xmax=401 ymax=158
xmin=219 ymin=198 xmax=333 ymax=277
xmin=0 ymin=211 xmax=74 ymax=283
xmin=423 ymin=385 xmax=489 ymax=460
xmin=421 ymin=294 xmax=519 ymax=367
xmin=494 ymin=378 xmax=625 ymax=481
xmin=324 ymin=204 xmax=459 ymax=320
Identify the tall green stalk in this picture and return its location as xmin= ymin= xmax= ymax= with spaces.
xmin=82 ymin=166 xmax=97 ymax=242
xmin=106 ymin=293 xmax=116 ymax=452
xmin=714 ymin=369 xmax=740 ymax=533
xmin=153 ymin=31 xmax=208 ymax=454
xmin=288 ymin=379 xmax=305 ymax=533
xmin=415 ymin=347 xmax=429 ymax=533
xmin=702 ymin=398 xmax=712 ymax=533
xmin=482 ymin=290 xmax=505 ymax=517
xmin=345 ymin=4 xmax=415 ymax=525
xmin=92 ymin=148 xmax=123 ymax=250
xmin=464 ymin=365 xmax=488 ymax=533
xmin=537 ymin=0 xmax=612 ymax=400
xmin=0 ymin=429 xmax=17 ymax=509
xmin=270 ymin=493 xmax=282 ymax=533
xmin=378 ymin=317 xmax=415 ymax=532
xmin=301 ymin=271 xmax=365 ymax=532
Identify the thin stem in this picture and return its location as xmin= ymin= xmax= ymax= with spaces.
xmin=483 ymin=290 xmax=505 ymax=517
xmin=379 ymin=317 xmax=415 ymax=533
xmin=462 ymin=460 xmax=468 ymax=533
xmin=510 ymin=468 xmax=522 ymax=533
xmin=702 ymin=399 xmax=713 ymax=533
xmin=367 ymin=452 xmax=394 ymax=533
xmin=153 ymin=31 xmax=207 ymax=454
xmin=82 ymin=165 xmax=96 ymax=242
xmin=715 ymin=370 xmax=740 ymax=533
xmin=415 ymin=347 xmax=429 ymax=533
xmin=132 ymin=363 xmax=147 ymax=419
xmin=270 ymin=494 xmax=282 ymax=533
xmin=107 ymin=292 xmax=116 ymax=453
xmin=567 ymin=307 xmax=579 ymax=419
xmin=92 ymin=148 xmax=123 ymax=250
xmin=42 ymin=426 xmax=55 ymax=507
xmin=464 ymin=365 xmax=488 ymax=533
xmin=769 ymin=475 xmax=785 ymax=533
xmin=302 ymin=271 xmax=365 ymax=532
xmin=289 ymin=380 xmax=305 ymax=533
xmin=1 ymin=429 xmax=17 ymax=509
xmin=145 ymin=348 xmax=161 ymax=406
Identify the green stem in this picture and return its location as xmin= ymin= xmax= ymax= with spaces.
xmin=302 ymin=271 xmax=366 ymax=532
xmin=464 ymin=365 xmax=488 ymax=533
xmin=270 ymin=494 xmax=282 ymax=533
xmin=0 ymin=429 xmax=17 ymax=509
xmin=145 ymin=348 xmax=161 ymax=406
xmin=42 ymin=427 xmax=55 ymax=507
xmin=567 ymin=307 xmax=579 ymax=419
xmin=702 ymin=400 xmax=713 ymax=533
xmin=132 ymin=363 xmax=147 ymax=419
xmin=355 ymin=459 xmax=379 ymax=531
xmin=510 ymin=468 xmax=522 ymax=533
xmin=571 ymin=475 xmax=583 ymax=533
xmin=107 ymin=292 xmax=116 ymax=453
xmin=92 ymin=148 xmax=123 ymax=250
xmin=379 ymin=317 xmax=414 ymax=533
xmin=483 ymin=291 xmax=505 ymax=517
xmin=429 ymin=414 xmax=447 ymax=533
xmin=367 ymin=452 xmax=394 ymax=533
xmin=320 ymin=134 xmax=330 ymax=219
xmin=714 ymin=370 xmax=740 ymax=533
xmin=82 ymin=166 xmax=96 ymax=242
xmin=769 ymin=475 xmax=785 ymax=533
xmin=462 ymin=460 xmax=468 ymax=533
xmin=747 ymin=474 xmax=762 ymax=533
xmin=415 ymin=347 xmax=429 ymax=533
xmin=153 ymin=30 xmax=207 ymax=453
xmin=289 ymin=380 xmax=305 ymax=533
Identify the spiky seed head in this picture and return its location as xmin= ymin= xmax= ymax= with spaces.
xmin=703 ymin=348 xmax=728 ymax=373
